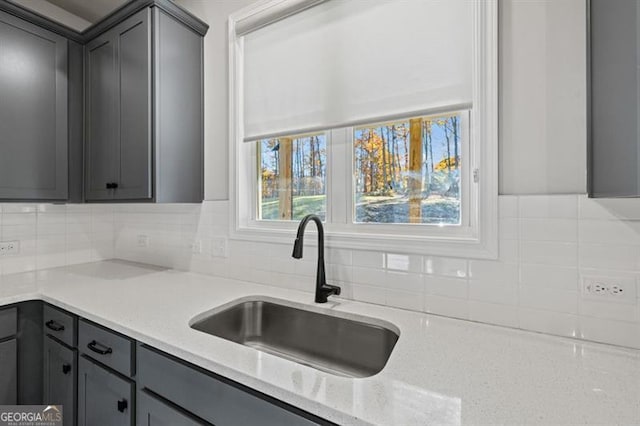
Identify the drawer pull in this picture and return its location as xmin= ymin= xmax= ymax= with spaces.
xmin=45 ymin=320 xmax=65 ymax=332
xmin=62 ymin=363 xmax=71 ymax=375
xmin=87 ymin=340 xmax=113 ymax=355
xmin=117 ymin=398 xmax=128 ymax=413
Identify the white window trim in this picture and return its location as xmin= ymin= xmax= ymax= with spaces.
xmin=228 ymin=0 xmax=498 ymax=259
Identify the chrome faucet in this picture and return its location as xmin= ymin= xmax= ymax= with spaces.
xmin=292 ymin=214 xmax=341 ymax=303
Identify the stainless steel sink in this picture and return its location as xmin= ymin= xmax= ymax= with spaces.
xmin=190 ymin=298 xmax=399 ymax=378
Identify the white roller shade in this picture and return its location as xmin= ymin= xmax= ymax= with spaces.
xmin=242 ymin=0 xmax=473 ymax=141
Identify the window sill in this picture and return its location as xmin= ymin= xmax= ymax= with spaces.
xmin=230 ymin=224 xmax=498 ymax=259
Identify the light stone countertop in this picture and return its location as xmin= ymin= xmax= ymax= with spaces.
xmin=1 ymin=260 xmax=639 ymax=425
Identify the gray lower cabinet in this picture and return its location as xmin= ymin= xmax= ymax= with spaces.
xmin=137 ymin=345 xmax=325 ymax=426
xmin=43 ymin=336 xmax=76 ymax=426
xmin=0 ymin=339 xmax=17 ymax=404
xmin=77 ymin=356 xmax=133 ymax=426
xmin=0 ymin=10 xmax=68 ymax=200
xmin=137 ymin=390 xmax=205 ymax=426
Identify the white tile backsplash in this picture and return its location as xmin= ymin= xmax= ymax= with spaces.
xmin=2 ymin=195 xmax=639 ymax=350
xmin=0 ymin=204 xmax=115 ymax=281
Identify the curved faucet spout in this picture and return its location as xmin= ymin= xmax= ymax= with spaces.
xmin=291 ymin=214 xmax=341 ymax=303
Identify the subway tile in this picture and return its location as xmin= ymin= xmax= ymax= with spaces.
xmin=385 ymin=253 xmax=423 ymax=273
xmin=424 ymin=275 xmax=468 ymax=299
xmin=386 ymin=271 xmax=423 ymax=293
xmin=579 ymin=299 xmax=639 ymax=323
xmin=498 ymin=239 xmax=519 ymax=264
xmin=579 ymin=317 xmax=640 ymax=349
xmin=518 ymin=308 xmax=580 ymax=339
xmin=352 ymin=266 xmax=387 ymax=287
xmin=498 ymin=195 xmax=518 ymax=218
xmin=423 ymin=256 xmax=468 ymax=278
xmin=469 ymin=279 xmax=518 ymax=305
xmin=499 ymin=217 xmax=519 ymax=240
xmin=520 ymin=241 xmax=578 ymax=266
xmin=518 ymin=195 xmax=578 ymax=219
xmin=386 ymin=289 xmax=423 ymax=311
xmin=578 ymin=243 xmax=640 ymax=270
xmin=520 ymin=264 xmax=579 ymax=291
xmin=469 ymin=260 xmax=518 ymax=283
xmin=518 ymin=285 xmax=578 ymax=314
xmin=352 ymin=250 xmax=385 ymax=269
xmin=351 ymin=284 xmax=386 ymax=306
xmin=579 ymin=220 xmax=640 ymax=245
xmin=520 ymin=218 xmax=577 ymax=242
xmin=424 ymin=294 xmax=468 ymax=320
xmin=468 ymin=301 xmax=519 ymax=328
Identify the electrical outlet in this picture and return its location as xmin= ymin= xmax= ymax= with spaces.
xmin=212 ymin=237 xmax=228 ymax=258
xmin=189 ymin=239 xmax=202 ymax=254
xmin=137 ymin=234 xmax=150 ymax=248
xmin=582 ymin=276 xmax=637 ymax=303
xmin=0 ymin=241 xmax=20 ymax=256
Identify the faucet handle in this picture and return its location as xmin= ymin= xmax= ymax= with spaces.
xmin=316 ymin=284 xmax=341 ymax=303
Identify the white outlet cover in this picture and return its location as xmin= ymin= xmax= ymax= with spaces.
xmin=190 ymin=240 xmax=202 ymax=254
xmin=0 ymin=241 xmax=20 ymax=256
xmin=582 ymin=276 xmax=637 ymax=303
xmin=137 ymin=235 xmax=150 ymax=248
xmin=212 ymin=237 xmax=228 ymax=258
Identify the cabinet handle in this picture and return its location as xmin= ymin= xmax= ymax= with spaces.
xmin=106 ymin=183 xmax=112 ymax=189
xmin=87 ymin=340 xmax=113 ymax=355
xmin=45 ymin=320 xmax=65 ymax=332
xmin=105 ymin=182 xmax=119 ymax=189
xmin=117 ymin=398 xmax=128 ymax=413
xmin=62 ymin=364 xmax=71 ymax=375
xmin=112 ymin=182 xmax=118 ymax=189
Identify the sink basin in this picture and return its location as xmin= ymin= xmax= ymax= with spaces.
xmin=190 ymin=298 xmax=399 ymax=378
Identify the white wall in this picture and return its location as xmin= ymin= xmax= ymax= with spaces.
xmin=500 ymin=0 xmax=587 ymax=194
xmin=177 ymin=0 xmax=588 ymax=199
xmin=174 ymin=0 xmax=256 ymax=200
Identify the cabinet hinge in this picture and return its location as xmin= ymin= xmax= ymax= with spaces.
xmin=473 ymin=168 xmax=480 ymax=183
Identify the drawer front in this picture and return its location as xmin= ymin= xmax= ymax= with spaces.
xmin=137 ymin=345 xmax=322 ymax=426
xmin=78 ymin=320 xmax=133 ymax=377
xmin=44 ymin=305 xmax=77 ymax=347
xmin=0 ymin=307 xmax=17 ymax=340
xmin=78 ymin=356 xmax=133 ymax=426
xmin=137 ymin=390 xmax=206 ymax=426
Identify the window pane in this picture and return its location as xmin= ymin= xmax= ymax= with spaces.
xmin=258 ymin=134 xmax=327 ymax=221
xmin=354 ymin=113 xmax=463 ymax=225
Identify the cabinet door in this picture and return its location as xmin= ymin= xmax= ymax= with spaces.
xmin=85 ymin=33 xmax=118 ymax=201
xmin=115 ymin=9 xmax=152 ymax=201
xmin=43 ymin=337 xmax=76 ymax=426
xmin=137 ymin=390 xmax=205 ymax=426
xmin=0 ymin=339 xmax=17 ymax=404
xmin=78 ymin=356 xmax=133 ymax=426
xmin=0 ymin=11 xmax=68 ymax=200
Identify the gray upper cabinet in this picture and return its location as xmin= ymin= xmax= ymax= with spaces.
xmin=0 ymin=10 xmax=68 ymax=200
xmin=85 ymin=5 xmax=205 ymax=203
xmin=86 ymin=9 xmax=151 ymax=201
xmin=589 ymin=0 xmax=640 ymax=197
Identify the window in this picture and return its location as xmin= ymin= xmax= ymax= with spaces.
xmin=258 ymin=134 xmax=327 ymax=221
xmin=354 ymin=113 xmax=465 ymax=226
xmin=230 ymin=0 xmax=498 ymax=258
